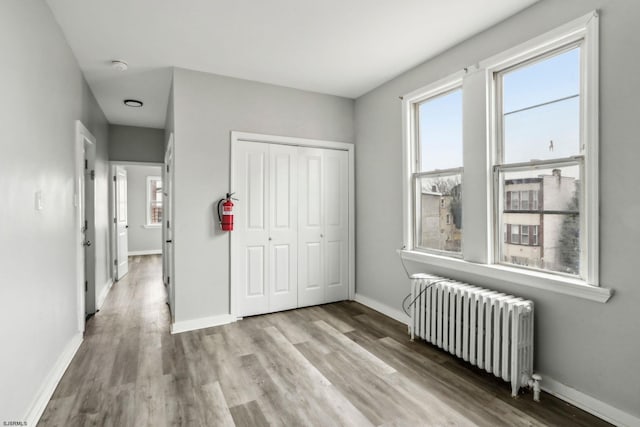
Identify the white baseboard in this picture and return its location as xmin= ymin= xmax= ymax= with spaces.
xmin=354 ymin=293 xmax=410 ymax=325
xmin=541 ymin=376 xmax=640 ymax=427
xmin=171 ymin=314 xmax=236 ymax=334
xmin=24 ymin=332 xmax=83 ymax=425
xmin=128 ymin=249 xmax=162 ymax=256
xmin=96 ymin=279 xmax=113 ymax=310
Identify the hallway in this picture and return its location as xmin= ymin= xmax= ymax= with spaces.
xmin=39 ymin=256 xmax=609 ymax=426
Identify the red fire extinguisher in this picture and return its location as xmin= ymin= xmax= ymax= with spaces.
xmin=217 ymin=193 xmax=236 ymax=231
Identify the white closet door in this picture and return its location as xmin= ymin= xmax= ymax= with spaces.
xmin=323 ymin=149 xmax=349 ymax=303
xmin=235 ymin=141 xmax=270 ymax=316
xmin=298 ymin=147 xmax=325 ymax=307
xmin=268 ymin=144 xmax=298 ymax=312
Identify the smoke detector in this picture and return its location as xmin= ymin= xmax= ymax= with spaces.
xmin=111 ymin=60 xmax=128 ymax=72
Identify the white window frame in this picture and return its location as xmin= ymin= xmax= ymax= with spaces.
xmin=400 ymin=12 xmax=611 ymax=303
xmin=486 ymin=11 xmax=599 ymax=285
xmin=401 ymin=72 xmax=464 ymax=257
xmin=146 ymin=175 xmax=162 ymax=228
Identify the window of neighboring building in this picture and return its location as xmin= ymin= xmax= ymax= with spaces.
xmin=510 ymin=191 xmax=520 ymax=210
xmin=407 ymin=78 xmax=463 ymax=255
xmin=531 ymin=191 xmax=539 ymax=211
xmin=146 ymin=176 xmax=163 ymax=227
xmin=521 ymin=191 xmax=530 ymax=210
xmin=521 ymin=225 xmax=530 ymax=245
xmin=531 ymin=225 xmax=539 ymax=246
xmin=510 ymin=225 xmax=520 ymax=244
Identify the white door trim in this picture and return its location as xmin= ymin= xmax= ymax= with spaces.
xmin=230 ymin=131 xmax=355 ymax=320
xmin=75 ymin=120 xmax=96 ymax=333
xmin=163 ymin=134 xmax=175 ymax=322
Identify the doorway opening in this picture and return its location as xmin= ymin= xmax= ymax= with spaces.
xmin=110 ymin=161 xmax=165 ymax=282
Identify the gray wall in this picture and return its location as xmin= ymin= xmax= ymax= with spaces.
xmin=109 ymin=124 xmax=165 ymax=163
xmin=125 ymin=165 xmax=163 ymax=254
xmin=0 ymin=0 xmax=110 ymax=419
xmin=355 ymin=0 xmax=639 ymax=419
xmin=172 ymin=67 xmax=354 ymax=323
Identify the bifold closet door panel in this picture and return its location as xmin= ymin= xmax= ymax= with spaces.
xmin=234 ymin=140 xmax=270 ymax=316
xmin=323 ymin=149 xmax=349 ymax=303
xmin=298 ymin=147 xmax=325 ymax=308
xmin=268 ymin=144 xmax=298 ymax=312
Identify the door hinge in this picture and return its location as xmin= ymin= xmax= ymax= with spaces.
xmin=84 ymin=220 xmax=88 ymax=231
xmin=166 ymin=164 xmax=170 ymax=173
xmin=113 ymin=217 xmax=117 ymax=224
xmin=90 ymin=170 xmax=95 ymax=181
xmin=84 ymin=159 xmax=88 ymax=170
xmin=113 ymin=175 xmax=117 ymax=182
xmin=166 ymin=220 xmax=170 ymax=229
xmin=168 ymin=276 xmax=170 ymax=284
xmin=114 ymin=259 xmax=118 ymax=266
xmin=85 ymin=280 xmax=88 ymax=292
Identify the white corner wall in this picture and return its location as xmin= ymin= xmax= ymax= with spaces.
xmin=171 ymin=68 xmax=354 ymax=324
xmin=0 ymin=0 xmax=110 ymax=421
xmin=354 ymin=0 xmax=640 ymax=423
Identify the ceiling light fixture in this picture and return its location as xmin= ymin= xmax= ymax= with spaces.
xmin=123 ymin=99 xmax=143 ymax=108
xmin=111 ymin=60 xmax=128 ymax=72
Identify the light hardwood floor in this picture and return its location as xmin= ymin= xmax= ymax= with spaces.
xmin=39 ymin=255 xmax=610 ymax=426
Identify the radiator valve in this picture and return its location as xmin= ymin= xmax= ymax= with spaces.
xmin=529 ymin=373 xmax=542 ymax=402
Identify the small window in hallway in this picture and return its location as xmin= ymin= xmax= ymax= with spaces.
xmin=146 ymin=176 xmax=163 ymax=226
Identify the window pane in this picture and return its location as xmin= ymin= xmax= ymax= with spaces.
xmin=418 ymin=89 xmax=462 ymax=172
xmin=500 ymin=164 xmax=581 ymax=275
xmin=502 ymin=47 xmax=580 ymax=163
xmin=503 ymin=97 xmax=579 ymax=163
xmin=148 ymin=177 xmax=163 ymax=225
xmin=416 ymin=173 xmax=462 ymax=253
xmin=503 ymin=47 xmax=580 ymax=113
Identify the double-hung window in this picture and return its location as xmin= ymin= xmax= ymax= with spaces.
xmin=146 ymin=176 xmax=163 ymax=227
xmin=402 ymin=12 xmax=604 ymax=300
xmin=490 ymin=14 xmax=599 ymax=282
xmin=405 ymin=76 xmax=463 ymax=255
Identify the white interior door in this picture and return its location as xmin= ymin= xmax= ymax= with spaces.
xmin=115 ymin=166 xmax=129 ymax=280
xmin=163 ymin=135 xmax=175 ymax=315
xmin=323 ymin=149 xmax=349 ymax=303
xmin=84 ymin=144 xmax=96 ymax=316
xmin=298 ymin=147 xmax=325 ymax=308
xmin=268 ymin=144 xmax=298 ymax=312
xmin=234 ymin=141 xmax=270 ymax=316
xmin=233 ymin=137 xmax=350 ymax=317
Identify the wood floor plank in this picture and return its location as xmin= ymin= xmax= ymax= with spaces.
xmin=196 ymin=381 xmax=235 ymax=427
xmin=38 ymin=255 xmax=612 ymax=427
xmin=229 ymin=400 xmax=270 ymax=427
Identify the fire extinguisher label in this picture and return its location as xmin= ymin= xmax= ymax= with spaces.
xmin=222 ymin=211 xmax=232 ymax=215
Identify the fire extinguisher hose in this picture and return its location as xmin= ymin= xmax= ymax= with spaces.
xmin=217 ymin=199 xmax=224 ymax=223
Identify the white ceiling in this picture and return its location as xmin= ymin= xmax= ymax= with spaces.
xmin=46 ymin=0 xmax=538 ymax=129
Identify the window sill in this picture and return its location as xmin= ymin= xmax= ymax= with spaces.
xmin=143 ymin=224 xmax=161 ymax=229
xmin=399 ymin=249 xmax=612 ymax=303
